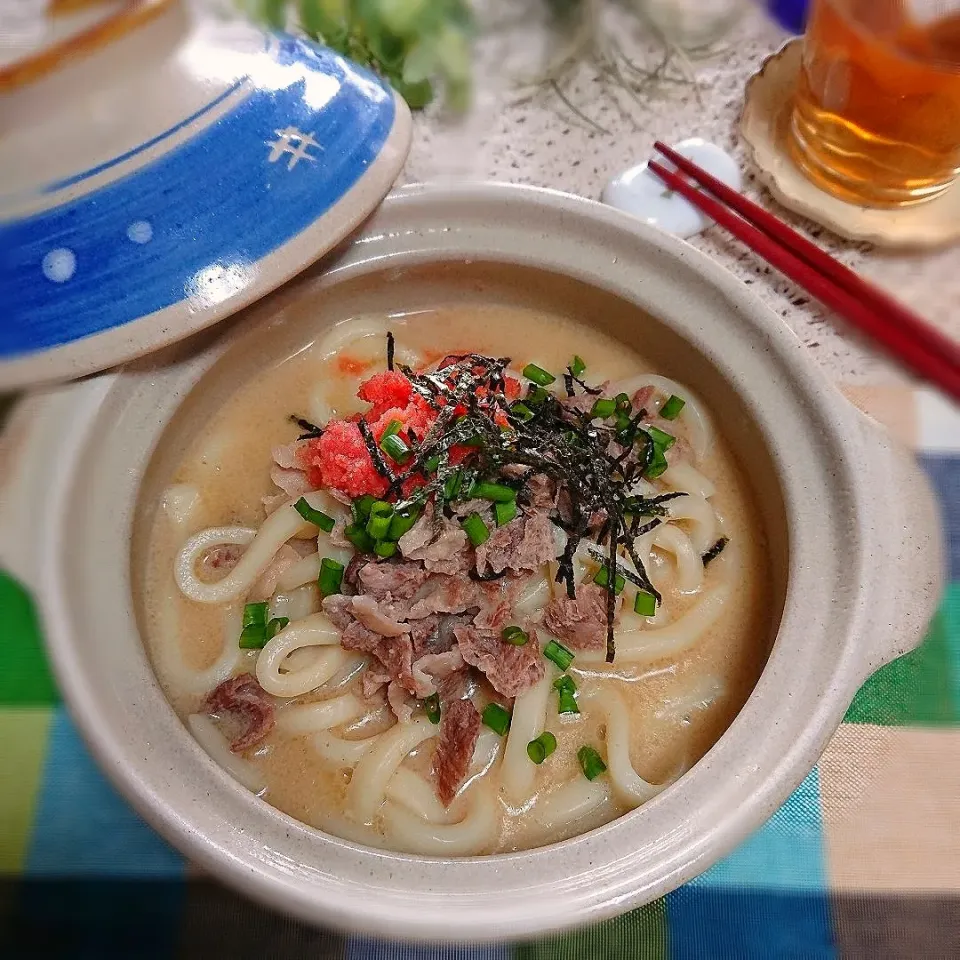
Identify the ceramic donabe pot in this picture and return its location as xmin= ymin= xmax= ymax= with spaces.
xmin=0 ymin=185 xmax=943 ymax=942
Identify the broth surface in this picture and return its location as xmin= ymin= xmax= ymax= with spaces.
xmin=140 ymin=300 xmax=772 ymax=854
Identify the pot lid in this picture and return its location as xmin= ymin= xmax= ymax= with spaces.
xmin=0 ymin=0 xmax=411 ymax=390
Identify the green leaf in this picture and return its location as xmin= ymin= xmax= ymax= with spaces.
xmin=392 ymin=76 xmax=434 ymax=108
xmin=402 ymin=39 xmax=438 ymax=85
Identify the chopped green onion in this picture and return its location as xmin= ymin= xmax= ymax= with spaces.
xmin=482 ymin=702 xmax=511 ymax=736
xmin=660 ymin=395 xmax=686 ymax=420
xmin=510 ymin=401 xmax=534 ymax=422
xmin=634 ymin=590 xmax=657 ymax=617
xmin=443 ymin=469 xmax=464 ymax=501
xmin=238 ymin=624 xmax=266 ymax=649
xmin=543 ymin=639 xmax=575 ymax=671
xmin=464 ymin=434 xmax=485 ymax=448
xmin=380 ymin=433 xmax=411 ymax=464
xmin=374 ymin=540 xmax=398 ymax=558
xmin=365 ymin=501 xmax=394 ymax=540
xmin=423 ymin=454 xmax=441 ymax=473
xmin=381 ymin=419 xmax=403 ymax=441
xmin=523 ymin=363 xmax=556 ymax=387
xmin=494 ymin=500 xmax=518 ymax=527
xmin=423 ymin=693 xmax=441 ymax=724
xmin=527 ymin=385 xmax=549 ymax=406
xmin=590 ymin=398 xmax=616 ymax=419
xmin=647 ymin=426 xmax=676 ymax=450
xmin=352 ymin=495 xmax=376 ymax=524
xmin=571 ymin=355 xmax=586 ymax=378
xmin=553 ymin=675 xmax=577 ymax=694
xmin=558 ymin=690 xmax=580 ymax=715
xmin=344 ymin=523 xmax=375 ymax=553
xmin=293 ymin=497 xmax=336 ymax=533
xmin=242 ymin=602 xmax=269 ymax=629
xmin=318 ymin=558 xmax=345 ymax=597
xmin=388 ymin=507 xmax=421 ymax=540
xmin=615 ymin=392 xmax=631 ymax=412
xmin=501 ymin=625 xmax=529 ymax=646
xmin=239 ymin=615 xmax=287 ymax=650
xmin=645 ymin=445 xmax=669 ymax=479
xmin=471 ymin=482 xmax=516 ymax=503
xmin=593 ymin=566 xmax=626 ymax=595
xmin=578 ymin=745 xmax=607 ymax=781
xmin=526 ymin=731 xmax=558 ymax=764
xmin=462 ymin=512 xmax=491 ymax=547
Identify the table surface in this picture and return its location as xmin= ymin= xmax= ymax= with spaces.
xmin=402 ymin=3 xmax=960 ymax=387
xmin=3 ymin=6 xmax=960 ymax=959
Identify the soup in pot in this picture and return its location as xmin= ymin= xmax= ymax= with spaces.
xmin=139 ymin=303 xmax=773 ymax=855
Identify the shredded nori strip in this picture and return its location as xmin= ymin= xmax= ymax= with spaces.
xmin=702 ymin=537 xmax=729 ymax=566
xmin=342 ymin=336 xmax=690 ymax=661
xmin=470 ymin=567 xmax=509 ymax=582
xmin=358 ymin=418 xmax=393 ymax=482
xmin=290 ymin=414 xmax=324 ymax=439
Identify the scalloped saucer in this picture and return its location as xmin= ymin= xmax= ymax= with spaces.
xmin=740 ymin=39 xmax=960 ymax=249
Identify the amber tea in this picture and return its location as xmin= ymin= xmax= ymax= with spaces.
xmin=790 ymin=0 xmax=960 ymax=207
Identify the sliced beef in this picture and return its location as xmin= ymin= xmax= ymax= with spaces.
xmin=322 ymin=594 xmax=355 ymax=630
xmin=410 ymin=612 xmax=471 ymax=656
xmin=396 ymin=502 xmax=437 ymax=555
xmin=472 ymin=577 xmax=525 ymax=631
xmin=351 ymin=595 xmax=407 ymax=637
xmin=249 ymin=543 xmax=300 ymax=602
xmin=431 ymin=698 xmax=482 ymax=807
xmin=407 ymin=576 xmax=481 ymax=619
xmin=409 ymin=614 xmax=441 ymax=656
xmin=204 ymin=674 xmax=275 ymax=752
xmin=361 ymin=663 xmax=392 ymax=699
xmin=542 ymin=583 xmax=620 ymax=651
xmin=397 ymin=502 xmax=471 ymax=576
xmin=341 ymin=621 xmax=417 ymax=698
xmin=454 ymin=625 xmax=545 ymax=699
xmin=411 ymin=649 xmax=466 ymax=698
xmin=387 ymin=681 xmax=414 ymax=723
xmin=358 ymin=561 xmax=431 ymax=601
xmin=436 ymin=666 xmax=472 ymax=704
xmin=199 ymin=544 xmax=244 ymax=581
xmin=272 ymin=441 xmax=305 ymax=469
xmin=631 ymin=385 xmax=656 ymax=413
xmin=343 ymin=554 xmax=371 ymax=594
xmin=271 ymin=442 xmax=313 ymax=497
xmin=262 ymin=493 xmax=289 ymax=517
xmin=526 ymin=473 xmax=557 ymax=510
xmin=270 ymin=465 xmax=312 ymax=499
xmin=475 ymin=510 xmax=557 ymax=576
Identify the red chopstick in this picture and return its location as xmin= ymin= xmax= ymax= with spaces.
xmin=648 ymin=142 xmax=960 ymax=402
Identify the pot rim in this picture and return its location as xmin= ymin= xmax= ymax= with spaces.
xmin=9 ymin=183 xmax=942 ymax=942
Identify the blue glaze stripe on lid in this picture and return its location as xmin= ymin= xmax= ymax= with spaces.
xmin=0 ymin=36 xmax=396 ymax=359
xmin=42 ymin=77 xmax=250 ymax=195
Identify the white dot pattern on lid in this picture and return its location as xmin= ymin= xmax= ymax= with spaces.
xmin=42 ymin=248 xmax=76 ymax=283
xmin=127 ymin=220 xmax=154 ymax=244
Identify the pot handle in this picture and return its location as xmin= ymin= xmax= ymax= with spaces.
xmin=854 ymin=412 xmax=945 ymax=680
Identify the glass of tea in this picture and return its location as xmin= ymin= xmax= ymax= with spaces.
xmin=789 ymin=0 xmax=960 ymax=207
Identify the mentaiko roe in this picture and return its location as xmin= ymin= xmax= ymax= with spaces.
xmin=298 ymin=371 xmax=437 ymax=498
xmin=298 ymin=367 xmax=523 ymax=500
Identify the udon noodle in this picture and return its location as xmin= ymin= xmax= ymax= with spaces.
xmin=139 ymin=305 xmax=771 ymax=855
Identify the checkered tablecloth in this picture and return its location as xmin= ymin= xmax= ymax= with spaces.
xmin=2 ymin=386 xmax=958 ymax=959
